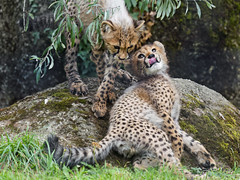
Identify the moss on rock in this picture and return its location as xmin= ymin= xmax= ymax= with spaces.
xmin=175 ymin=78 xmax=240 ymax=168
xmin=179 ymin=121 xmax=198 ymax=134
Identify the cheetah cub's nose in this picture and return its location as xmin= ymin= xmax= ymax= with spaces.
xmin=148 ymin=54 xmax=155 ymax=58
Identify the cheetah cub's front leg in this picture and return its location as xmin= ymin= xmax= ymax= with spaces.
xmin=158 ymin=112 xmax=183 ymax=159
xmin=91 ymin=55 xmax=119 ymax=117
xmin=90 ymin=15 xmax=145 ymax=117
xmin=65 ymin=32 xmax=88 ymax=96
xmin=179 ymin=129 xmax=216 ymax=169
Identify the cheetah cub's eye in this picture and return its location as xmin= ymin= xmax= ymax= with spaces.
xmin=138 ymin=54 xmax=145 ymax=59
xmin=152 ymin=48 xmax=156 ymax=52
xmin=114 ymin=46 xmax=120 ymax=50
xmin=128 ymin=45 xmax=133 ymax=49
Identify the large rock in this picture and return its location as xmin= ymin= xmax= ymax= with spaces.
xmin=0 ymin=78 xmax=239 ymax=168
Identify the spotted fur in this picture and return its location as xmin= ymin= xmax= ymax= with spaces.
xmin=62 ymin=0 xmax=155 ymax=118
xmin=44 ymin=42 xmax=216 ymax=179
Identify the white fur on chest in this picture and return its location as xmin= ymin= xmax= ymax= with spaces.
xmin=141 ymin=108 xmax=164 ymax=128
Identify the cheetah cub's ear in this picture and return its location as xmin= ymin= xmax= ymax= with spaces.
xmin=134 ymin=20 xmax=145 ymax=31
xmin=153 ymin=41 xmax=165 ymax=52
xmin=101 ymin=20 xmax=116 ymax=34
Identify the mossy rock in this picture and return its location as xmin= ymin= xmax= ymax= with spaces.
xmin=0 ymin=77 xmax=239 ymax=168
xmin=174 ymin=78 xmax=240 ymax=168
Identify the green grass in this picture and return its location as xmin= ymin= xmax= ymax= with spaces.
xmin=0 ymin=132 xmax=239 ymax=180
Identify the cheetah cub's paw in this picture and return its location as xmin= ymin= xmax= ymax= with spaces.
xmin=92 ymin=100 xmax=107 ymax=118
xmin=197 ymin=151 xmax=216 ymax=170
xmin=116 ymin=69 xmax=136 ymax=84
xmin=69 ymin=81 xmax=88 ymax=96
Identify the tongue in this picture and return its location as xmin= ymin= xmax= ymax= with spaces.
xmin=149 ymin=57 xmax=157 ymax=65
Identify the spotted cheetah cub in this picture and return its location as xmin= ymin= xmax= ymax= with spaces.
xmin=45 ymin=41 xmax=215 ymax=179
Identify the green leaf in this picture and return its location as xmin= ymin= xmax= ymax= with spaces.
xmin=161 ymin=9 xmax=166 ymax=20
xmin=52 ymin=28 xmax=58 ymax=38
xmin=46 ymin=56 xmax=50 ymax=66
xmin=152 ymin=0 xmax=155 ymax=10
xmin=33 ymin=67 xmax=39 ymax=74
xmin=55 ymin=12 xmax=64 ymax=22
xmin=42 ymin=47 xmax=49 ymax=56
xmin=49 ymin=1 xmax=59 ymax=9
xmin=138 ymin=1 xmax=143 ymax=13
xmin=61 ymin=42 xmax=66 ymax=49
xmin=166 ymin=1 xmax=171 ymax=17
xmin=176 ymin=0 xmax=181 ymax=9
xmin=185 ymin=0 xmax=189 ymax=15
xmin=53 ymin=4 xmax=60 ymax=21
xmin=66 ymin=16 xmax=71 ymax=33
xmin=141 ymin=0 xmax=148 ymax=13
xmin=156 ymin=5 xmax=162 ymax=19
xmin=43 ymin=61 xmax=47 ymax=77
xmin=125 ymin=0 xmax=132 ymax=10
xmin=203 ymin=0 xmax=216 ymax=9
xmin=60 ymin=22 xmax=66 ymax=34
xmin=24 ymin=15 xmax=30 ymax=32
xmin=30 ymin=55 xmax=40 ymax=61
xmin=49 ymin=55 xmax=54 ymax=70
xmin=35 ymin=68 xmax=41 ymax=84
xmin=130 ymin=12 xmax=139 ymax=20
xmin=194 ymin=0 xmax=201 ymax=18
xmin=156 ymin=0 xmax=164 ymax=18
xmin=53 ymin=37 xmax=59 ymax=51
xmin=130 ymin=0 xmax=137 ymax=7
xmin=73 ymin=21 xmax=79 ymax=37
xmin=28 ymin=13 xmax=34 ymax=20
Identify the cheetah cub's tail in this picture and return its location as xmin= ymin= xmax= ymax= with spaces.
xmin=44 ymin=134 xmax=115 ymax=168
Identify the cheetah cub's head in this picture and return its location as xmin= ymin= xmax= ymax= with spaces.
xmin=101 ymin=20 xmax=145 ymax=61
xmin=131 ymin=41 xmax=168 ymax=78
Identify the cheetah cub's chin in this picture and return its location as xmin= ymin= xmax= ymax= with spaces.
xmin=132 ymin=41 xmax=169 ymax=77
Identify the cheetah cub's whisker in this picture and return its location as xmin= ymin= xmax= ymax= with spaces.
xmin=44 ymin=41 xmax=216 ymax=179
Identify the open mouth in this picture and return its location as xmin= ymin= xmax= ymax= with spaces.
xmin=148 ymin=57 xmax=159 ymax=67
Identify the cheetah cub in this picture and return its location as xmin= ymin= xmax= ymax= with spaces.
xmin=45 ymin=41 xmax=216 ymax=179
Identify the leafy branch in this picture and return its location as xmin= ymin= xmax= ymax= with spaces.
xmin=29 ymin=0 xmax=84 ymax=83
xmin=126 ymin=0 xmax=215 ymax=19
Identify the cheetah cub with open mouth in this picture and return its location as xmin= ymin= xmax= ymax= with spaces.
xmin=45 ymin=41 xmax=216 ymax=179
